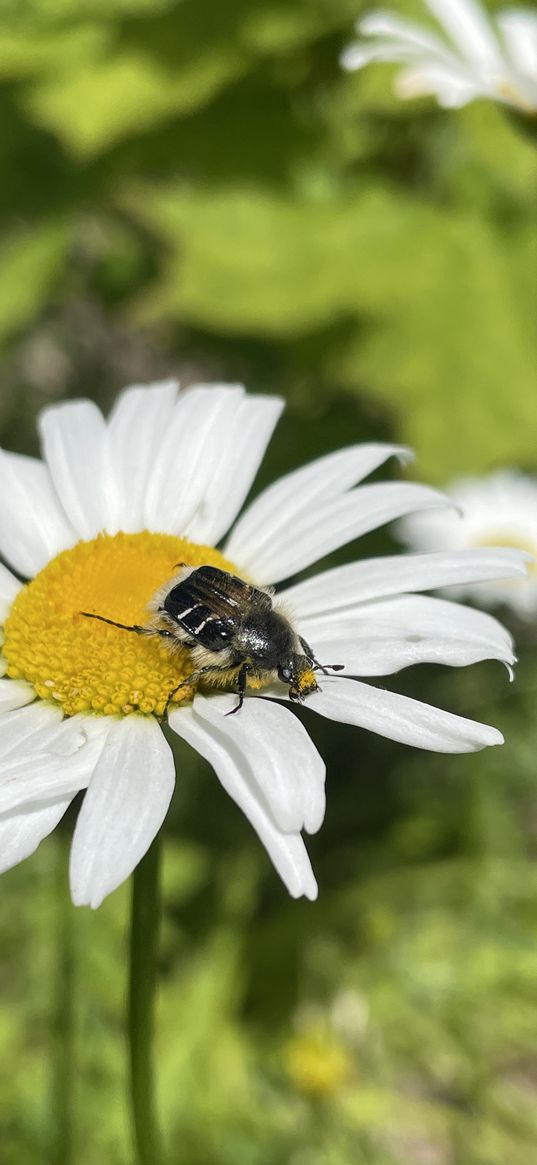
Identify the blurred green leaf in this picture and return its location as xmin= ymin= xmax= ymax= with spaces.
xmin=0 ymin=221 xmax=71 ymax=343
xmin=0 ymin=27 xmax=110 ymax=79
xmin=23 ymin=47 xmax=246 ymax=157
xmin=129 ymin=180 xmax=535 ymax=479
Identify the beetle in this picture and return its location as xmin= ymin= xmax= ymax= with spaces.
xmin=82 ymin=564 xmax=343 ymax=714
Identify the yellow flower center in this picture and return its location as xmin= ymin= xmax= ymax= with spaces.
xmin=2 ymin=532 xmax=240 ymax=718
xmin=284 ymin=1030 xmax=353 ymax=1100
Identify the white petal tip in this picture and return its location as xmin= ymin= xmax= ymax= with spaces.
xmin=304 ymin=819 xmax=323 ymax=837
xmin=70 ymin=884 xmax=106 ymax=909
xmin=340 ymin=46 xmax=363 ymax=71
xmin=396 ymin=446 xmax=415 ymax=466
xmin=484 ymin=728 xmax=504 ymax=748
xmin=290 ymin=877 xmax=318 ymax=902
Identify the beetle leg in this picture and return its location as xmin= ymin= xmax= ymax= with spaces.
xmin=169 ymin=660 xmax=244 ymax=701
xmin=169 ymin=662 xmax=228 ymax=697
xmin=225 ymin=661 xmax=252 ymax=716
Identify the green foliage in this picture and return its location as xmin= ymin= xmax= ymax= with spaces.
xmin=0 ymin=221 xmax=72 ymax=343
xmin=128 ymin=178 xmax=535 ymax=479
xmin=0 ymin=0 xmax=533 ymax=478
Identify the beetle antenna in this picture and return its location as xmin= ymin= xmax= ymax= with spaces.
xmin=80 ymin=612 xmax=151 ymax=636
xmin=313 ymin=662 xmax=345 ymax=675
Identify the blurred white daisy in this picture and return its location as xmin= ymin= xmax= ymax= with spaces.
xmin=0 ymin=383 xmax=527 ymax=906
xmin=341 ymin=0 xmax=537 ymax=113
xmin=398 ymin=468 xmax=537 ymax=618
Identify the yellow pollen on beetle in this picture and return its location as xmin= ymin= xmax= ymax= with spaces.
xmin=297 ymin=666 xmax=316 ymax=693
xmin=2 ymin=532 xmax=240 ymax=718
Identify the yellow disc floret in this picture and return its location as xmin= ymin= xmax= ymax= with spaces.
xmin=2 ymin=532 xmax=239 ymax=718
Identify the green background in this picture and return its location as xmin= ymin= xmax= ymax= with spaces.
xmin=0 ymin=1 xmax=536 ymax=1162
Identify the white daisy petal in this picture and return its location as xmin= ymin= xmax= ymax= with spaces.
xmin=308 ymin=633 xmax=507 ymax=676
xmin=225 ymin=443 xmax=412 ymax=571
xmin=341 ymin=42 xmax=401 ymax=69
xmin=0 ymin=796 xmax=74 ymax=875
xmin=300 ymin=594 xmax=515 ymax=676
xmin=69 ymin=715 xmax=175 ymax=909
xmin=499 ymin=10 xmax=537 ymax=79
xmin=0 ymin=679 xmax=36 ymax=712
xmin=360 ymin=12 xmax=458 ymax=59
xmin=300 ymin=676 xmax=503 ymax=752
xmin=237 ymin=481 xmax=449 ymax=585
xmin=399 ymin=471 xmax=537 ymax=617
xmin=106 ymin=380 xmax=179 ymax=532
xmin=0 ymin=702 xmax=64 ymax=760
xmin=183 ymin=395 xmax=284 ymax=545
xmin=169 ymin=703 xmax=318 ymax=900
xmin=282 ymin=548 xmax=528 ymax=616
xmin=0 ymin=561 xmax=22 ymax=622
xmin=342 ymin=0 xmax=537 ymax=112
xmin=426 ymin=0 xmax=505 ymax=70
xmin=0 ymin=755 xmax=88 ymax=814
xmin=38 ymin=400 xmax=118 ymax=540
xmin=0 ymin=705 xmax=105 ymax=763
xmin=0 ymin=713 xmax=112 ymax=814
xmin=396 ymin=61 xmax=485 ymax=105
xmin=0 ymin=378 xmax=518 ymax=902
xmin=190 ymin=692 xmax=325 ymax=834
xmin=0 ymin=450 xmax=77 ymax=577
xmin=143 ymin=385 xmax=246 ymax=535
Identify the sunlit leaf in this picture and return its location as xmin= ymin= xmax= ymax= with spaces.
xmin=0 ymin=221 xmax=71 ymax=343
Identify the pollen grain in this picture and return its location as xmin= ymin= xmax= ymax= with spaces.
xmin=2 ymin=532 xmax=239 ymax=718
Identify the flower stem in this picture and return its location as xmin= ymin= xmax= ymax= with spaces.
xmin=128 ymin=833 xmax=164 ymax=1165
xmin=50 ymin=833 xmax=75 ymax=1165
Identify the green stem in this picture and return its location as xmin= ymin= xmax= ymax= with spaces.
xmin=50 ymin=834 xmax=75 ymax=1165
xmin=128 ymin=833 xmax=164 ymax=1165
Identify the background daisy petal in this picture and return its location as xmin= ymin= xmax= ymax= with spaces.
xmin=234 ymin=481 xmax=449 ymax=585
xmin=301 ymin=676 xmax=503 ymax=752
xmin=225 ymin=443 xmax=411 ymax=572
xmin=169 ymin=704 xmax=318 ymax=900
xmin=281 ymin=547 xmax=529 ymax=616
xmin=498 ymin=10 xmax=537 ymax=80
xmin=106 ymin=380 xmax=179 ymax=532
xmin=426 ymin=0 xmax=505 ymax=69
xmin=0 ymin=450 xmax=77 ymax=577
xmin=359 ymin=12 xmax=459 ymax=58
xmin=396 ymin=62 xmax=484 ymax=105
xmin=189 ymin=692 xmax=325 ymax=834
xmin=39 ymin=400 xmax=119 ymax=540
xmin=183 ymin=394 xmax=284 ymax=545
xmin=0 ymin=796 xmax=74 ymax=875
xmin=69 ymin=715 xmax=175 ymax=909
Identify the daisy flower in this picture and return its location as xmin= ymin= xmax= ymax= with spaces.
xmin=341 ymin=0 xmax=537 ymax=113
xmin=0 ymin=382 xmax=527 ymax=906
xmin=398 ymin=468 xmax=537 ymax=618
